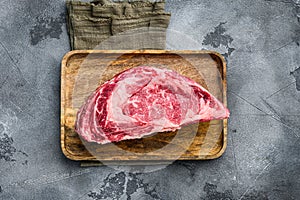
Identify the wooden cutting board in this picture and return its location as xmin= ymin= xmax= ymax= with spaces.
xmin=61 ymin=50 xmax=228 ymax=161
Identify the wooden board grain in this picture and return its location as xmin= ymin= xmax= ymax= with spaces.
xmin=61 ymin=50 xmax=228 ymax=161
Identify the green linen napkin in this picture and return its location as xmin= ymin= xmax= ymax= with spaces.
xmin=66 ymin=0 xmax=171 ymax=50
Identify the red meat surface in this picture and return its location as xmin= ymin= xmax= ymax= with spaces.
xmin=75 ymin=66 xmax=229 ymax=144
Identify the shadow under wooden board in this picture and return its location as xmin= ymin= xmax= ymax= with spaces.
xmin=61 ymin=50 xmax=228 ymax=162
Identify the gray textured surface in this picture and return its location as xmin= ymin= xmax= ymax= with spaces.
xmin=1 ymin=0 xmax=300 ymax=199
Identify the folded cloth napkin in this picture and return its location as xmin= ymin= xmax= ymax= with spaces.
xmin=66 ymin=0 xmax=171 ymax=50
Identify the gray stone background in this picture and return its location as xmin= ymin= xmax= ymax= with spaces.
xmin=1 ymin=0 xmax=300 ymax=199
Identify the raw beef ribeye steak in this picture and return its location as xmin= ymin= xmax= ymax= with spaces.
xmin=75 ymin=66 xmax=229 ymax=144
